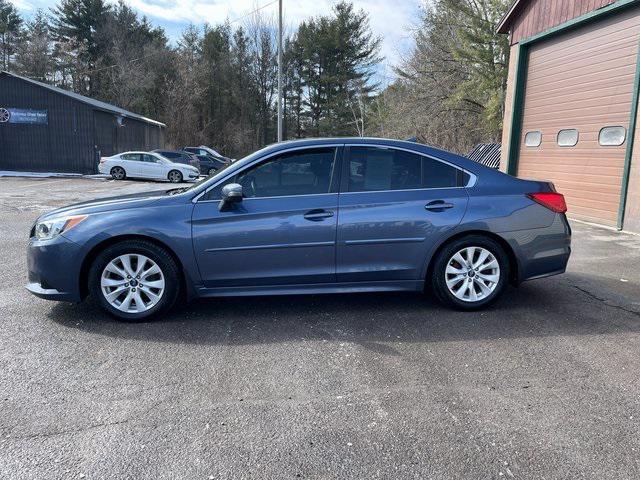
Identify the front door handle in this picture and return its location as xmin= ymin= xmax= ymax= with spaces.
xmin=425 ymin=200 xmax=454 ymax=211
xmin=304 ymin=209 xmax=334 ymax=221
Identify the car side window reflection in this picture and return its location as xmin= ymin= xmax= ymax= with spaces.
xmin=348 ymin=147 xmax=462 ymax=192
xmin=204 ymin=148 xmax=336 ymax=201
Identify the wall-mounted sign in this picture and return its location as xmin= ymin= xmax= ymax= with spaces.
xmin=0 ymin=108 xmax=48 ymax=125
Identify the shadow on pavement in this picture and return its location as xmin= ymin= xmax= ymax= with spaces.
xmin=48 ymin=273 xmax=640 ymax=347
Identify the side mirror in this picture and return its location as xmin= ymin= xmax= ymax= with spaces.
xmin=218 ymin=183 xmax=243 ymax=211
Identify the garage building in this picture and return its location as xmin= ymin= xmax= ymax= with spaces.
xmin=499 ymin=0 xmax=640 ymax=233
xmin=0 ymin=71 xmax=165 ymax=175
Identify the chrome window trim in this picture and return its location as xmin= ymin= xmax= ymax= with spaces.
xmin=191 ymin=142 xmax=476 ymax=203
xmin=197 ymin=192 xmax=338 ymax=204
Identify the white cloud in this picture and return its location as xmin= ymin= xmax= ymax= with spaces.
xmin=9 ymin=0 xmax=33 ymax=10
xmin=12 ymin=0 xmax=421 ymax=83
xmin=120 ymin=0 xmax=420 ymax=80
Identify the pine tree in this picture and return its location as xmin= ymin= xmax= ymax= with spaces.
xmin=15 ymin=10 xmax=53 ymax=80
xmin=0 ymin=0 xmax=23 ymax=71
xmin=294 ymin=1 xmax=380 ymax=136
xmin=50 ymin=0 xmax=110 ymax=93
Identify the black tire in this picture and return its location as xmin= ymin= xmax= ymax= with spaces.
xmin=168 ymin=170 xmax=183 ymax=183
xmin=207 ymin=167 xmax=217 ymax=176
xmin=430 ymin=235 xmax=509 ymax=311
xmin=88 ymin=240 xmax=180 ymax=321
xmin=110 ymin=166 xmax=126 ymax=180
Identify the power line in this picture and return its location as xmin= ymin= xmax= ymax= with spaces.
xmin=229 ymin=0 xmax=278 ymax=24
xmin=65 ymin=0 xmax=279 ymax=78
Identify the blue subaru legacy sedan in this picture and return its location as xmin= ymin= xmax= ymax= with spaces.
xmin=26 ymin=138 xmax=571 ymax=321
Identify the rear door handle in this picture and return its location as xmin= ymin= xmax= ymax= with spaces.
xmin=304 ymin=209 xmax=334 ymax=221
xmin=425 ymin=200 xmax=454 ymax=211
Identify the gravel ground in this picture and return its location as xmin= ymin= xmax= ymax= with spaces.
xmin=0 ymin=176 xmax=639 ymax=480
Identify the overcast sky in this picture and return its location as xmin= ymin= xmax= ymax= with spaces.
xmin=10 ymin=0 xmax=423 ymax=84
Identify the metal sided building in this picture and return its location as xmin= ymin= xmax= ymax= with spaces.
xmin=498 ymin=0 xmax=640 ymax=233
xmin=0 ymin=71 xmax=166 ymax=174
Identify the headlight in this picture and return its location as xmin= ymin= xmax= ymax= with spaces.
xmin=33 ymin=215 xmax=88 ymax=240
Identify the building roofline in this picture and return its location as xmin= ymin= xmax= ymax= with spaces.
xmin=0 ymin=71 xmax=166 ymax=128
xmin=497 ymin=0 xmax=526 ymax=34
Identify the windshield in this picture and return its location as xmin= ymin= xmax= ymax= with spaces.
xmin=167 ymin=162 xmax=233 ymax=195
xmin=172 ymin=144 xmax=275 ymax=195
xmin=200 ymin=146 xmax=223 ymax=157
xmin=153 ymin=153 xmax=172 ymax=164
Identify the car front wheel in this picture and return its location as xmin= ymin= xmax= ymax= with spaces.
xmin=168 ymin=170 xmax=183 ymax=183
xmin=89 ymin=240 xmax=180 ymax=321
xmin=431 ymin=235 xmax=509 ymax=310
xmin=110 ymin=166 xmax=126 ymax=180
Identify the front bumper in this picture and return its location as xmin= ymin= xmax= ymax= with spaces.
xmin=26 ymin=234 xmax=83 ymax=302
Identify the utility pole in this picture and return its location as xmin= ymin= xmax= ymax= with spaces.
xmin=277 ymin=0 xmax=283 ymax=142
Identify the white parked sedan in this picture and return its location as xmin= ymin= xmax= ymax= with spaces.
xmin=98 ymin=151 xmax=200 ymax=183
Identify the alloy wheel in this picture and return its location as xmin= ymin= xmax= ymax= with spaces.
xmin=444 ymin=246 xmax=500 ymax=303
xmin=100 ymin=254 xmax=165 ymax=313
xmin=168 ymin=171 xmax=182 ymax=183
xmin=111 ymin=167 xmax=125 ymax=180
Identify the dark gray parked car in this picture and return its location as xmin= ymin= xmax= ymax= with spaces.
xmin=27 ymin=138 xmax=571 ymax=321
xmin=183 ymin=146 xmax=230 ymax=175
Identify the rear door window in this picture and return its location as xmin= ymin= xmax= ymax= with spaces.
xmin=347 ymin=147 xmax=463 ymax=192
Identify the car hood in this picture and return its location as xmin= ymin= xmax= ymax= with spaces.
xmin=171 ymin=162 xmax=199 ymax=172
xmin=37 ymin=189 xmax=175 ymax=221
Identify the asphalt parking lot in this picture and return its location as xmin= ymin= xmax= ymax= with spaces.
xmin=1 ymin=176 xmax=639 ymax=479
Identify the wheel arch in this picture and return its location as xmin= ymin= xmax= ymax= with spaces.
xmin=79 ymin=234 xmax=191 ymax=301
xmin=425 ymin=230 xmax=520 ymax=286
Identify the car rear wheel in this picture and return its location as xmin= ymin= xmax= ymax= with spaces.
xmin=430 ymin=235 xmax=509 ymax=310
xmin=168 ymin=170 xmax=183 ymax=183
xmin=110 ymin=166 xmax=126 ymax=180
xmin=89 ymin=240 xmax=180 ymax=321
xmin=207 ymin=167 xmax=217 ymax=176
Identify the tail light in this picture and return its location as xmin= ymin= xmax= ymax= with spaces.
xmin=527 ymin=192 xmax=567 ymax=213
xmin=99 ymin=157 xmax=107 ymax=164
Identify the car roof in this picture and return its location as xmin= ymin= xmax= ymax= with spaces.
xmin=254 ymin=137 xmax=480 ymax=171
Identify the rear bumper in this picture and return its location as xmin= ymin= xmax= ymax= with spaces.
xmin=26 ymin=234 xmax=83 ymax=302
xmin=503 ymin=214 xmax=572 ymax=283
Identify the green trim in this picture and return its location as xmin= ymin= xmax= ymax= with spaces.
xmin=506 ymin=44 xmax=528 ymax=176
xmin=618 ymin=39 xmax=640 ymax=229
xmin=520 ymin=0 xmax=640 ymax=46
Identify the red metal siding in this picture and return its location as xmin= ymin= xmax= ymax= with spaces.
xmin=509 ymin=0 xmax=616 ymax=44
xmin=516 ymin=6 xmax=640 ymax=226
